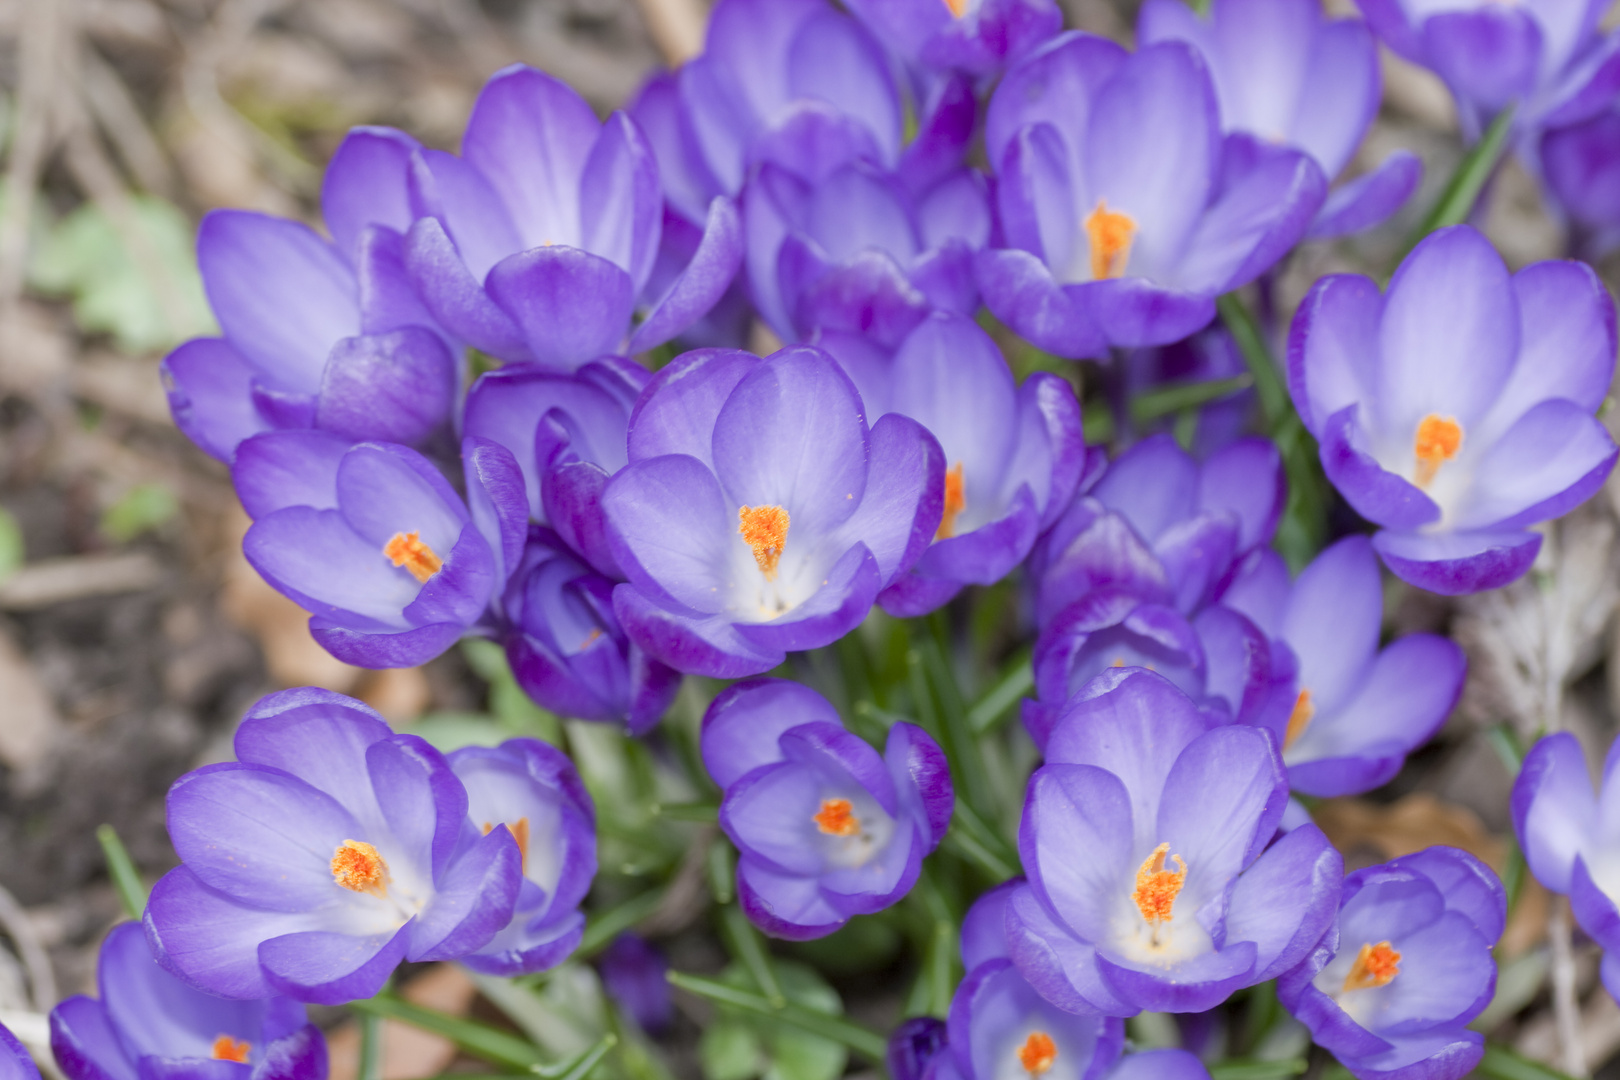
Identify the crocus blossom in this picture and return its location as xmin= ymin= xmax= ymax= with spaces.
xmin=599 ymin=934 xmax=675 ymax=1033
xmin=843 ymin=0 xmax=1062 ymax=78
xmin=51 ymin=923 xmax=327 ymax=1080
xmin=144 ymin=689 xmax=523 ymax=1004
xmin=1278 ymin=847 xmax=1503 ymax=1080
xmin=977 ymin=33 xmax=1326 ymax=356
xmin=1287 ymin=225 xmax=1619 ymax=594
xmin=1137 ymin=0 xmax=1421 ymax=240
xmin=602 ymin=345 xmax=943 ymax=678
xmin=450 ymin=738 xmax=597 ymax=975
xmin=702 ymin=678 xmax=952 ymax=939
xmin=1540 ymin=103 xmax=1620 ymax=258
xmin=1220 ymin=537 xmax=1466 ymax=797
xmin=1008 ymin=669 xmax=1342 ymax=1015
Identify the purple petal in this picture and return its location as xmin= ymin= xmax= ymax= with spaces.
xmin=887 ymin=721 xmax=953 ymax=847
xmin=1512 ymin=732 xmax=1597 ymax=895
xmin=51 ymin=996 xmax=133 ymax=1080
xmin=735 ymin=857 xmax=845 ymax=941
xmin=1283 ymin=535 xmax=1382 ymax=711
xmin=1371 ymin=527 xmax=1542 ymax=595
xmin=144 ymin=868 xmax=321 ymax=1001
xmin=1157 ymin=725 xmax=1287 ymax=896
xmin=1105 ymin=1050 xmax=1212 ymax=1080
xmin=786 ymin=9 xmax=902 ymax=165
xmin=730 ymin=545 xmax=883 ymax=655
xmin=630 ymin=196 xmax=744 ymax=352
xmin=485 ymin=247 xmax=634 ymax=371
xmin=1021 ymin=764 xmax=1135 ymax=945
xmin=1004 ymin=884 xmax=1136 ymax=1016
xmin=404 ymin=216 xmax=529 ymax=359
xmin=701 ymin=678 xmax=843 ymax=790
xmin=827 ymin=412 xmax=946 ymax=584
xmin=1286 ymin=271 xmax=1383 ymax=436
xmin=409 ymin=825 xmax=522 ymax=961
xmin=257 ymin=923 xmax=412 ymax=1005
xmin=579 ymin=112 xmax=662 ymax=292
xmin=1389 ymin=846 xmax=1506 ymax=943
xmin=961 ymin=881 xmax=1019 ymax=969
xmin=463 ymin=438 xmax=529 ymax=588
xmin=1093 ymin=434 xmax=1198 ymax=542
xmin=1175 ymin=141 xmax=1325 ymax=295
xmin=974 ymin=248 xmax=1104 ymax=359
xmin=1225 ymin=823 xmax=1342 ymax=979
xmin=1319 ymin=405 xmax=1440 ymax=530
xmin=1420 ymin=8 xmax=1542 ymax=114
xmin=1454 ymin=401 xmax=1617 ymax=532
xmin=1200 ymin=437 xmax=1284 ymax=551
xmin=611 ymin=582 xmax=782 ymax=678
xmin=627 ymin=348 xmax=758 ymax=468
xmin=1306 ymin=151 xmax=1423 ymax=241
xmin=986 ymin=32 xmax=1128 ymax=176
xmin=314 ymin=329 xmax=455 ymax=445
xmin=321 ymin=127 xmax=420 ymax=261
xmin=1095 ymin=942 xmax=1257 ymax=1014
xmin=601 ymin=454 xmax=732 ymax=613
xmin=1488 ymin=259 xmax=1617 ymax=432
xmin=162 ymin=338 xmax=274 ymax=462
xmin=1290 ymin=17 xmax=1380 ymax=177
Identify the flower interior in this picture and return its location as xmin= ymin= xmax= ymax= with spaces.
xmin=1018 ymin=1031 xmax=1057 ymax=1076
xmin=1341 ymin=940 xmax=1401 ymax=993
xmin=1085 ymin=201 xmax=1136 ymax=281
xmin=1133 ymin=842 xmax=1187 ymax=945
xmin=484 ymin=817 xmax=531 ymax=873
xmin=1285 ymin=689 xmax=1314 ymax=750
xmin=738 ymin=505 xmax=790 ymax=582
xmin=385 ymin=531 xmax=444 ymax=583
xmin=811 ymin=789 xmax=894 ymax=868
xmin=211 ymin=1037 xmax=251 ymax=1063
xmin=938 ymin=463 xmax=967 ymax=540
xmin=331 ymin=839 xmax=391 ymax=898
xmin=1412 ymin=414 xmax=1463 ymax=490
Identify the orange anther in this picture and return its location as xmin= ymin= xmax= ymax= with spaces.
xmin=814 ymin=798 xmax=859 ymax=837
xmin=211 ymin=1037 xmax=251 ymax=1063
xmin=1284 ymin=689 xmax=1315 ymax=751
xmin=942 ymin=0 xmax=970 ymax=14
xmin=1018 ymin=1032 xmax=1057 ymax=1075
xmin=384 ymin=531 xmax=443 ymax=584
xmin=1342 ymin=941 xmax=1401 ymax=992
xmin=1133 ymin=842 xmax=1187 ymax=926
xmin=1413 ymin=415 xmax=1463 ymax=489
xmin=938 ymin=463 xmax=967 ymax=540
xmin=330 ymin=839 xmax=390 ymax=898
xmin=483 ymin=818 xmax=531 ymax=874
xmin=739 ymin=505 xmax=790 ymax=580
xmin=1085 ymin=200 xmax=1137 ymax=281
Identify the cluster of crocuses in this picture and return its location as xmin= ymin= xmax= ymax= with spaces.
xmin=133 ymin=0 xmax=1620 ymax=1076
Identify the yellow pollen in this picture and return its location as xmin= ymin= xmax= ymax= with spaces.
xmin=1284 ymin=689 xmax=1315 ymax=751
xmin=938 ymin=463 xmax=967 ymax=540
xmin=483 ymin=818 xmax=531 ymax=874
xmin=739 ymin=505 xmax=790 ymax=580
xmin=1018 ymin=1033 xmax=1057 ymax=1075
xmin=1342 ymin=941 xmax=1401 ymax=992
xmin=1133 ymin=842 xmax=1187 ymax=926
xmin=330 ymin=839 xmax=390 ymax=898
xmin=384 ymin=531 xmax=443 ymax=584
xmin=814 ymin=798 xmax=859 ymax=837
xmin=1085 ymin=200 xmax=1136 ymax=281
xmin=211 ymin=1037 xmax=251 ymax=1063
xmin=1413 ymin=414 xmax=1463 ymax=489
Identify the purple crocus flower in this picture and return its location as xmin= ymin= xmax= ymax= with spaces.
xmin=51 ymin=923 xmax=326 ymax=1080
xmin=163 ymin=203 xmax=456 ymax=462
xmin=1540 ymin=102 xmax=1620 ymax=257
xmin=1278 ymin=847 xmax=1504 ymax=1080
xmin=502 ymin=529 xmax=681 ymax=734
xmin=1513 ymin=732 xmax=1620 ymax=998
xmin=449 ymin=738 xmax=596 ymax=976
xmin=1008 ymin=669 xmax=1342 ymax=1015
xmin=144 ymin=688 xmax=523 ymax=1004
xmin=889 ymin=1017 xmax=951 ymax=1080
xmin=598 ymin=934 xmax=675 ymax=1033
xmin=702 ymin=678 xmax=952 ymax=939
xmin=0 ymin=1026 xmax=37 ymax=1080
xmin=840 ymin=313 xmax=1086 ymax=617
xmin=231 ymin=431 xmax=527 ymax=668
xmin=602 ymin=345 xmax=943 ymax=678
xmin=1137 ymin=0 xmax=1421 ymax=241
xmin=843 ymin=0 xmax=1062 ymax=78
xmin=1220 ymin=537 xmax=1466 ymax=797
xmin=977 ymin=33 xmax=1326 ymax=357
xmin=1288 ymin=225 xmax=1619 ymax=594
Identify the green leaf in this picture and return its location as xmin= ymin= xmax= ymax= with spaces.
xmin=532 ymin=1033 xmax=617 ymax=1080
xmin=1216 ymin=293 xmax=1288 ymax=433
xmin=357 ymin=1011 xmax=384 ymax=1080
xmin=1131 ymin=374 xmax=1254 ymax=424
xmin=763 ymin=1026 xmax=845 ymax=1080
xmin=579 ymin=889 xmax=665 ymax=958
xmin=101 ymin=483 xmax=179 ymax=543
xmin=701 ymin=1022 xmax=764 ymax=1080
xmin=1400 ymin=105 xmax=1516 ymax=259
xmin=349 ymin=996 xmax=544 ymax=1070
xmin=1475 ymin=1045 xmax=1578 ymax=1080
xmin=407 ymin=713 xmax=513 ymax=753
xmin=96 ymin=824 xmax=148 ymax=919
xmin=0 ymin=505 xmax=22 ymax=583
xmin=667 ymin=972 xmax=888 ymax=1063
xmin=722 ymin=904 xmax=786 ymax=1007
xmin=1207 ymin=1059 xmax=1306 ymax=1080
xmin=967 ymin=656 xmax=1033 ymax=735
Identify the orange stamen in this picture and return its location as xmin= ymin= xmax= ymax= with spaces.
xmin=483 ymin=818 xmax=531 ymax=874
xmin=738 ymin=505 xmax=790 ymax=581
xmin=1133 ymin=842 xmax=1187 ymax=926
xmin=938 ymin=463 xmax=967 ymax=540
xmin=943 ymin=0 xmax=970 ymax=12
xmin=814 ymin=798 xmax=859 ymax=837
xmin=1018 ymin=1033 xmax=1057 ymax=1075
xmin=1413 ymin=415 xmax=1463 ymax=489
xmin=211 ymin=1037 xmax=251 ymax=1063
xmin=1284 ymin=689 xmax=1314 ymax=751
xmin=384 ymin=531 xmax=443 ymax=584
xmin=1085 ymin=200 xmax=1136 ymax=281
xmin=330 ymin=839 xmax=390 ymax=898
xmin=1342 ymin=941 xmax=1401 ymax=992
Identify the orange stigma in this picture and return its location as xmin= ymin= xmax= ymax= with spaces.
xmin=211 ymin=1037 xmax=251 ymax=1063
xmin=942 ymin=0 xmax=969 ymax=13
xmin=738 ymin=505 xmax=790 ymax=580
xmin=938 ymin=463 xmax=967 ymax=540
xmin=1413 ymin=414 xmax=1463 ymax=488
xmin=1017 ymin=1033 xmax=1057 ymax=1075
xmin=1085 ymin=200 xmax=1136 ymax=281
xmin=1284 ymin=689 xmax=1315 ymax=750
xmin=384 ymin=531 xmax=443 ymax=584
xmin=814 ymin=798 xmax=859 ymax=837
xmin=330 ymin=839 xmax=390 ymax=897
xmin=1342 ymin=941 xmax=1401 ymax=992
xmin=483 ymin=818 xmax=531 ymax=873
xmin=1133 ymin=842 xmax=1187 ymax=927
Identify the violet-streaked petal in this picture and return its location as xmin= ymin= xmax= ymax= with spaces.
xmin=485 ymin=247 xmax=634 ymax=372
xmin=403 ymin=217 xmax=528 ymax=359
xmin=629 ymin=196 xmax=744 ymax=353
xmin=701 ymin=678 xmax=843 ymax=790
xmin=162 ymin=339 xmax=273 ymax=462
xmin=1371 ymin=527 xmax=1542 ymax=595
xmin=257 ymin=924 xmax=413 ymax=1006
xmin=322 ymin=128 xmax=420 ymax=261
xmin=1305 ymin=151 xmax=1423 ymax=241
xmin=1512 ymin=732 xmax=1597 ymax=895
xmin=314 ymin=329 xmax=455 ymax=446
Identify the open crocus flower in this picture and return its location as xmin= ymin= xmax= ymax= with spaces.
xmin=144 ymin=689 xmax=524 ymax=1004
xmin=844 ymin=0 xmax=1062 ymax=77
xmin=853 ymin=313 xmax=1085 ymax=617
xmin=1278 ymin=847 xmax=1503 ymax=1080
xmin=602 ymin=345 xmax=943 ymax=678
xmin=1137 ymin=0 xmax=1421 ymax=241
xmin=977 ymin=33 xmax=1325 ymax=357
xmin=449 ymin=738 xmax=596 ymax=975
xmin=1220 ymin=538 xmax=1465 ymax=797
xmin=232 ymin=432 xmax=527 ymax=668
xmin=163 ymin=204 xmax=457 ymax=462
xmin=1008 ymin=670 xmax=1342 ymax=1016
xmin=1513 ymin=732 xmax=1620 ymax=998
xmin=51 ymin=923 xmax=326 ymax=1080
xmin=702 ymin=679 xmax=952 ymax=939
xmin=1287 ymin=225 xmax=1619 ymax=594
xmin=501 ymin=528 xmax=681 ymax=734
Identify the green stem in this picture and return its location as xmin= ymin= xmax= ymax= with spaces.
xmin=666 ymin=972 xmax=889 ymax=1063
xmin=968 ymin=656 xmax=1033 ymax=735
xmin=578 ymin=889 xmax=665 ymax=959
xmin=1216 ymin=293 xmax=1288 ymax=434
xmin=653 ymin=801 xmax=719 ymax=823
xmin=96 ymin=824 xmax=148 ymax=920
xmin=721 ymin=904 xmax=786 ymax=1008
xmin=1476 ymin=1045 xmax=1579 ymax=1080
xmin=533 ymin=1033 xmax=618 ymax=1080
xmin=357 ymin=1011 xmax=384 ymax=1080
xmin=1401 ymin=105 xmax=1516 ymax=260
xmin=349 ymin=996 xmax=543 ymax=1070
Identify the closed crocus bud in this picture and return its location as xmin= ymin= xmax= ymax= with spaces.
xmin=1278 ymin=847 xmax=1504 ymax=1080
xmin=144 ymin=689 xmax=524 ymax=1004
xmin=889 ymin=1018 xmax=950 ymax=1080
xmin=844 ymin=0 xmax=1062 ymax=78
xmin=598 ymin=934 xmax=675 ymax=1034
xmin=1009 ymin=670 xmax=1342 ymax=1016
xmin=701 ymin=679 xmax=953 ymax=939
xmin=1288 ymin=225 xmax=1619 ymax=594
xmin=52 ymin=923 xmax=327 ymax=1080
